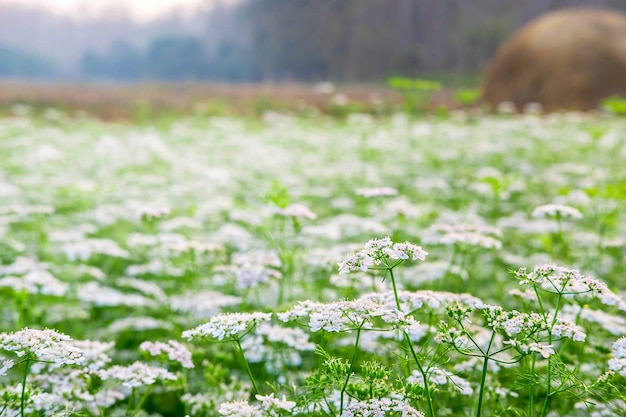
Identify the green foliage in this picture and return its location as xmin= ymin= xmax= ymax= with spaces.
xmin=600 ymin=95 xmax=626 ymax=116
xmin=455 ymin=88 xmax=481 ymax=107
xmin=388 ymin=77 xmax=443 ymax=113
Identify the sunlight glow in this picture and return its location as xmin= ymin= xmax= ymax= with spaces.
xmin=0 ymin=0 xmax=208 ymax=21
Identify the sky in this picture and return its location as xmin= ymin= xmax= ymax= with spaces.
xmin=0 ymin=0 xmax=208 ymax=21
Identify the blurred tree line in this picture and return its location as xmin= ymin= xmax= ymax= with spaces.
xmin=65 ymin=0 xmax=626 ymax=82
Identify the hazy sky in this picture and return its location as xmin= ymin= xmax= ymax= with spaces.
xmin=0 ymin=0 xmax=207 ymax=21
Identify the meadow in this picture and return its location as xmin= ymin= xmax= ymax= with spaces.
xmin=0 ymin=105 xmax=624 ymax=416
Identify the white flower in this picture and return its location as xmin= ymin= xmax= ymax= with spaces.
xmin=138 ymin=206 xmax=170 ymax=221
xmin=355 ymin=187 xmax=399 ymax=198
xmin=528 ymin=343 xmax=555 ymax=359
xmin=516 ymin=265 xmax=626 ymax=311
xmin=255 ymin=393 xmax=296 ymax=411
xmin=0 ymin=358 xmax=14 ymax=376
xmin=140 ymin=340 xmax=194 ymax=368
xmin=77 ymin=282 xmax=158 ymax=308
xmin=61 ymin=238 xmax=129 ymax=261
xmin=424 ymin=223 xmax=503 ymax=249
xmin=340 ymin=397 xmax=424 ymax=417
xmin=276 ymin=204 xmax=317 ymax=220
xmin=255 ymin=323 xmax=316 ymax=351
xmin=73 ymin=340 xmax=114 ymax=370
xmin=182 ymin=312 xmax=272 ymax=341
xmin=532 ymin=204 xmax=582 ymax=219
xmin=362 ymin=290 xmax=483 ymax=313
xmin=407 ymin=368 xmax=473 ymax=395
xmin=279 ymin=298 xmax=410 ymax=333
xmin=98 ymin=361 xmax=177 ymax=388
xmin=338 ymin=237 xmax=427 ymax=274
xmin=218 ymin=400 xmax=263 ymax=417
xmin=551 ymin=319 xmax=586 ymax=342
xmin=0 ymin=328 xmax=83 ymax=367
xmin=338 ymin=252 xmax=375 ymax=274
xmin=608 ymin=337 xmax=626 ymax=376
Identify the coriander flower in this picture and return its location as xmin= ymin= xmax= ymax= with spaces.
xmin=73 ymin=340 xmax=114 ymax=370
xmin=183 ymin=312 xmax=272 ymax=341
xmin=276 ymin=204 xmax=317 ymax=220
xmin=424 ymin=223 xmax=503 ymax=249
xmin=504 ymin=340 xmax=555 ymax=358
xmin=98 ymin=361 xmax=177 ymax=388
xmin=479 ymin=305 xmax=546 ymax=337
xmin=361 ymin=290 xmax=483 ymax=313
xmin=608 ymin=337 xmax=626 ymax=377
xmin=340 ymin=397 xmax=424 ymax=417
xmin=279 ymin=298 xmax=412 ymax=333
xmin=255 ymin=393 xmax=296 ymax=412
xmin=551 ymin=319 xmax=586 ymax=342
xmin=516 ymin=264 xmax=626 ymax=311
xmin=338 ymin=237 xmax=427 ymax=274
xmin=532 ymin=203 xmax=582 ymax=219
xmin=0 ymin=358 xmax=14 ymax=376
xmin=0 ymin=328 xmax=83 ymax=368
xmin=407 ymin=368 xmax=473 ymax=395
xmin=218 ymin=400 xmax=263 ymax=417
xmin=337 ymin=251 xmax=375 ymax=275
xmin=355 ymin=187 xmax=399 ymax=198
xmin=140 ymin=340 xmax=194 ymax=368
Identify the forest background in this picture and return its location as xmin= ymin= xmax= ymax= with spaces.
xmin=2 ymin=0 xmax=626 ymax=84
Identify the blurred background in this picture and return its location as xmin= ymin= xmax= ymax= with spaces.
xmin=0 ymin=0 xmax=625 ymax=117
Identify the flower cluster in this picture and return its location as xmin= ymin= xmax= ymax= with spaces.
xmin=278 ymin=298 xmax=416 ymax=333
xmin=340 ymin=397 xmax=423 ymax=417
xmin=0 ymin=358 xmax=14 ymax=376
xmin=0 ymin=328 xmax=83 ymax=367
xmin=608 ymin=337 xmax=626 ymax=377
xmin=355 ymin=187 xmax=399 ymax=198
xmin=338 ymin=237 xmax=427 ymax=274
xmin=73 ymin=340 xmax=114 ymax=370
xmin=503 ymin=340 xmax=555 ymax=358
xmin=98 ymin=361 xmax=178 ymax=388
xmin=424 ymin=223 xmax=502 ymax=249
xmin=407 ymin=367 xmax=473 ymax=395
xmin=516 ymin=264 xmax=626 ymax=311
xmin=140 ymin=340 xmax=194 ymax=368
xmin=275 ymin=203 xmax=317 ymax=220
xmin=228 ymin=251 xmax=283 ymax=289
xmin=218 ymin=394 xmax=296 ymax=417
xmin=479 ymin=304 xmax=546 ymax=337
xmin=182 ymin=312 xmax=273 ymax=341
xmin=362 ymin=290 xmax=483 ymax=313
xmin=532 ymin=203 xmax=583 ymax=219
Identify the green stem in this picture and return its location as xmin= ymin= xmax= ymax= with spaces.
xmin=340 ymin=326 xmax=362 ymax=415
xmin=388 ymin=267 xmax=402 ymax=311
xmin=476 ymin=331 xmax=495 ymax=417
xmin=124 ymin=389 xmax=135 ymax=417
xmin=235 ymin=338 xmax=259 ymax=394
xmin=528 ymin=354 xmax=536 ymax=417
xmin=406 ymin=334 xmax=435 ymax=417
xmin=131 ymin=386 xmax=153 ymax=416
xmin=540 ymin=291 xmax=563 ymax=417
xmin=20 ymin=356 xmax=31 ymax=417
xmin=389 ymin=268 xmax=435 ymax=417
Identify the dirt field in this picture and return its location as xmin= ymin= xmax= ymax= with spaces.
xmin=0 ymin=81 xmax=412 ymax=120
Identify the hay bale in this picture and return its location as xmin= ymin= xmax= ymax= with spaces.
xmin=482 ymin=8 xmax=626 ymax=112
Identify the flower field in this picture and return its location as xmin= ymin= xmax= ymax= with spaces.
xmin=0 ymin=107 xmax=625 ymax=416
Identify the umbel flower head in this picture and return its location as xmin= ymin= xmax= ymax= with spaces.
xmin=338 ymin=237 xmax=428 ymax=274
xmin=182 ymin=312 xmax=273 ymax=341
xmin=0 ymin=328 xmax=83 ymax=368
xmin=532 ymin=203 xmax=582 ymax=219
